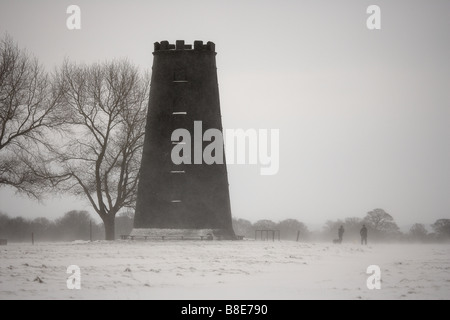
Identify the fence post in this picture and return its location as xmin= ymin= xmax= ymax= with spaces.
xmin=90 ymin=221 xmax=93 ymax=242
xmin=31 ymin=232 xmax=34 ymax=245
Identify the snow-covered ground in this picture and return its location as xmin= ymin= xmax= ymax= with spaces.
xmin=0 ymin=241 xmax=449 ymax=300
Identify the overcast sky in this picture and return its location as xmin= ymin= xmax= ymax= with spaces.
xmin=0 ymin=0 xmax=449 ymax=229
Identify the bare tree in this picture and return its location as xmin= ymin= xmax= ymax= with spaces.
xmin=277 ymin=219 xmax=309 ymax=241
xmin=0 ymin=35 xmax=64 ymax=197
xmin=232 ymin=218 xmax=253 ymax=239
xmin=55 ymin=210 xmax=92 ymax=241
xmin=364 ymin=208 xmax=400 ymax=238
xmin=50 ymin=60 xmax=150 ymax=240
xmin=323 ymin=219 xmax=344 ymax=235
xmin=431 ymin=219 xmax=450 ymax=240
xmin=409 ymin=223 xmax=428 ymax=242
xmin=253 ymin=220 xmax=277 ymax=230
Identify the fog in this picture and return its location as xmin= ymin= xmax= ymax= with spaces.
xmin=1 ymin=0 xmax=450 ymax=228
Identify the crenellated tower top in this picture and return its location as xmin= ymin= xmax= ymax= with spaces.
xmin=153 ymin=40 xmax=215 ymax=53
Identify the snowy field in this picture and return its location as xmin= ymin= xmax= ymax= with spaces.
xmin=0 ymin=241 xmax=449 ymax=300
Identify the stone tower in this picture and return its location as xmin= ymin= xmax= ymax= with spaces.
xmin=132 ymin=40 xmax=235 ymax=240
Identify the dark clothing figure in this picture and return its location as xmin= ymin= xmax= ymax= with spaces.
xmin=338 ymin=226 xmax=345 ymax=243
xmin=360 ymin=225 xmax=368 ymax=245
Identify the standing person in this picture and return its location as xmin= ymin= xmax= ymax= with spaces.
xmin=360 ymin=225 xmax=368 ymax=245
xmin=338 ymin=225 xmax=345 ymax=244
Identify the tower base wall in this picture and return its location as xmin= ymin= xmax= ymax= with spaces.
xmin=130 ymin=228 xmax=236 ymax=241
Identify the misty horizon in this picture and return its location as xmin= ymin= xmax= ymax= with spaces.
xmin=1 ymin=0 xmax=450 ymax=303
xmin=1 ymin=0 xmax=450 ymax=229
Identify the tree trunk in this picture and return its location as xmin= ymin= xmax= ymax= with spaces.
xmin=103 ymin=215 xmax=116 ymax=241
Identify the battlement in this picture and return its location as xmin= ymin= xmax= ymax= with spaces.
xmin=154 ymin=40 xmax=215 ymax=53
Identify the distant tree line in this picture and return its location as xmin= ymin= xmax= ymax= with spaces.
xmin=1 ymin=35 xmax=450 ymax=243
xmin=0 ymin=210 xmax=134 ymax=242
xmin=233 ymin=209 xmax=450 ymax=243
xmin=233 ymin=218 xmax=310 ymax=241
xmin=1 ymin=207 xmax=449 ymax=243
